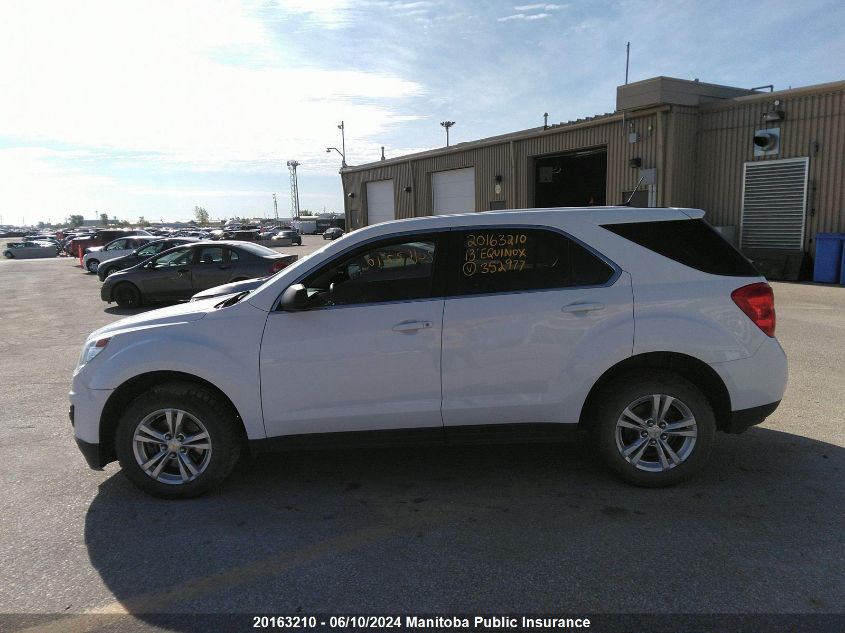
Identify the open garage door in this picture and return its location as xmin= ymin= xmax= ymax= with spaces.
xmin=365 ymin=180 xmax=395 ymax=225
xmin=433 ymin=168 xmax=476 ymax=215
xmin=534 ymin=147 xmax=607 ymax=207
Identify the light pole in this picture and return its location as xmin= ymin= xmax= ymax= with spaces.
xmin=272 ymin=193 xmax=278 ymax=224
xmin=440 ymin=121 xmax=455 ymax=147
xmin=338 ymin=121 xmax=346 ymax=167
xmin=326 ymin=146 xmax=346 ymax=167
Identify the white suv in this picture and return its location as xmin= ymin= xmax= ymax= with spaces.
xmin=70 ymin=207 xmax=787 ymax=497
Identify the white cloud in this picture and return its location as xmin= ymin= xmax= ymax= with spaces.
xmin=513 ymin=3 xmax=566 ymax=10
xmin=0 ymin=1 xmax=423 ymax=170
xmin=498 ymin=12 xmax=551 ymax=21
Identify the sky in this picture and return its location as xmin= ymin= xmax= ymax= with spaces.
xmin=1 ymin=0 xmax=844 ymax=226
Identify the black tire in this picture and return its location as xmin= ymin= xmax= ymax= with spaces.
xmin=98 ymin=264 xmax=115 ymax=280
xmin=3 ymin=251 xmax=13 ymax=259
xmin=115 ymin=382 xmax=243 ymax=498
xmin=113 ymin=282 xmax=142 ymax=308
xmin=590 ymin=371 xmax=716 ymax=487
xmin=86 ymin=259 xmax=99 ymax=273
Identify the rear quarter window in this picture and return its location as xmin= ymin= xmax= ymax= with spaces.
xmin=602 ymin=219 xmax=759 ymax=277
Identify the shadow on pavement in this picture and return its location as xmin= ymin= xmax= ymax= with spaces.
xmin=80 ymin=427 xmax=844 ymax=628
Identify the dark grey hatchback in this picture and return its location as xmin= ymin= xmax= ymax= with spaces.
xmin=100 ymin=241 xmax=297 ymax=308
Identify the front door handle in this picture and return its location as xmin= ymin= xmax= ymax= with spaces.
xmin=392 ymin=320 xmax=433 ymax=333
xmin=561 ymin=301 xmax=604 ymax=313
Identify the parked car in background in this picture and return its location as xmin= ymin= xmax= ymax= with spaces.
xmin=100 ymin=241 xmax=297 ymax=308
xmin=67 ymin=229 xmax=152 ymax=258
xmin=82 ymin=236 xmax=156 ymax=273
xmin=272 ymin=229 xmax=302 ymax=246
xmin=97 ymin=237 xmax=199 ymax=280
xmin=72 ymin=207 xmax=787 ymax=498
xmin=322 ymin=227 xmax=344 ymax=240
xmin=3 ymin=241 xmax=58 ymax=259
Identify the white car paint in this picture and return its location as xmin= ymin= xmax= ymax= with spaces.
xmin=71 ymin=206 xmax=788 ymax=487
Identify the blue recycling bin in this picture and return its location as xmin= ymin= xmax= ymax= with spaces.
xmin=840 ymin=238 xmax=845 ymax=285
xmin=813 ymin=233 xmax=844 ymax=283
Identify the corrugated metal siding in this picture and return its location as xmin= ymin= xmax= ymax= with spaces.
xmin=343 ymin=111 xmax=661 ymax=226
xmin=696 ymin=86 xmax=845 ymax=250
xmin=343 ymin=84 xmax=844 ymax=248
xmin=663 ymin=106 xmax=699 ymax=208
xmin=515 ymin=114 xmax=658 ymax=207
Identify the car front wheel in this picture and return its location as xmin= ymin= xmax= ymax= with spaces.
xmin=113 ymin=282 xmax=142 ymax=308
xmin=591 ymin=372 xmax=715 ymax=487
xmin=86 ymin=259 xmax=99 ymax=273
xmin=3 ymin=251 xmax=13 ymax=259
xmin=115 ymin=382 xmax=243 ymax=498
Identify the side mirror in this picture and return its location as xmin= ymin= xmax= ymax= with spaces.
xmin=279 ymin=283 xmax=310 ymax=311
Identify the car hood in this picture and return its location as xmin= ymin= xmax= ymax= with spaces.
xmin=191 ymin=277 xmax=267 ymax=301
xmin=89 ymin=301 xmax=210 ymax=340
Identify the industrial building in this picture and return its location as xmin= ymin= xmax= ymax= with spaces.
xmin=340 ymin=76 xmax=845 ymax=278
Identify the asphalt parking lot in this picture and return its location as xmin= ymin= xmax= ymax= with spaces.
xmin=0 ymin=240 xmax=843 ymax=631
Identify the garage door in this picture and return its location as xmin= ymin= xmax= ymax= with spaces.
xmin=433 ymin=168 xmax=475 ymax=215
xmin=366 ymin=180 xmax=395 ymax=225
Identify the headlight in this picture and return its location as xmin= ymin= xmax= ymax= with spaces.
xmin=77 ymin=337 xmax=111 ymax=370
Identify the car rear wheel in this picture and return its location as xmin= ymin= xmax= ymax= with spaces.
xmin=115 ymin=382 xmax=242 ymax=498
xmin=86 ymin=259 xmax=100 ymax=273
xmin=113 ymin=282 xmax=142 ymax=308
xmin=590 ymin=372 xmax=715 ymax=487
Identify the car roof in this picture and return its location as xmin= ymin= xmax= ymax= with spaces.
xmin=347 ymin=206 xmax=705 ymax=240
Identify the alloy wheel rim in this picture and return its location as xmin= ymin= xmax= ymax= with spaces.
xmin=614 ymin=394 xmax=697 ymax=472
xmin=132 ymin=408 xmax=212 ymax=485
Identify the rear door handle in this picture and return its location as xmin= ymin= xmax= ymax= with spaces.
xmin=561 ymin=301 xmax=604 ymax=313
xmin=392 ymin=320 xmax=433 ymax=333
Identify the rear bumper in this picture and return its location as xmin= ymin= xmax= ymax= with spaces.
xmin=726 ymin=400 xmax=781 ymax=434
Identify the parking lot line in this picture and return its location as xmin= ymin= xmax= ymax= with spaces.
xmin=16 ymin=518 xmax=418 ymax=633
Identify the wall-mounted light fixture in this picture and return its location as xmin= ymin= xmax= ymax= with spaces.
xmin=494 ymin=175 xmax=503 ymax=183
xmin=347 ymin=192 xmax=355 ymax=198
xmin=764 ymin=99 xmax=785 ymax=122
xmin=404 ymin=186 xmax=412 ymax=193
xmin=629 ymin=157 xmax=642 ymax=168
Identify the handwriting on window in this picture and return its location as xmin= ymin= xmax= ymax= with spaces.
xmin=462 ymin=233 xmax=529 ymax=277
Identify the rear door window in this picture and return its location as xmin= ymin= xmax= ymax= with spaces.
xmin=602 ymin=219 xmax=759 ymax=276
xmin=197 ymin=247 xmax=225 ymax=264
xmin=152 ymin=248 xmax=193 ymax=268
xmin=447 ymin=228 xmax=614 ymax=296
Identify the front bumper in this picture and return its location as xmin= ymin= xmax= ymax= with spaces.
xmin=100 ymin=283 xmax=113 ymax=302
xmin=75 ymin=437 xmax=105 ymax=470
xmin=726 ymin=400 xmax=781 ymax=434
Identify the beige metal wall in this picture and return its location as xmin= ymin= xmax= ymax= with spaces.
xmin=342 ymin=110 xmax=663 ymax=229
xmin=694 ymin=85 xmax=845 ymax=249
xmin=342 ymin=83 xmax=845 ymax=250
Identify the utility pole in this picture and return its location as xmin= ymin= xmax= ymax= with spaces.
xmin=440 ymin=121 xmax=455 ymax=147
xmin=625 ymin=42 xmax=630 ymax=84
xmin=272 ymin=193 xmax=278 ymax=224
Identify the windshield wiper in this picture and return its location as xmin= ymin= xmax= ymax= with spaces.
xmin=215 ymin=291 xmax=251 ymax=308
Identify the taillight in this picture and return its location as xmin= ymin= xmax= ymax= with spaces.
xmin=269 ymin=258 xmax=290 ymax=273
xmin=731 ymin=282 xmax=776 ymax=337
